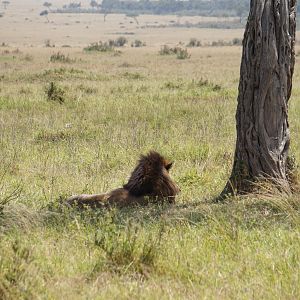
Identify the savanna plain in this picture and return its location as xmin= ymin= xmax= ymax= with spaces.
xmin=1 ymin=3 xmax=300 ymax=299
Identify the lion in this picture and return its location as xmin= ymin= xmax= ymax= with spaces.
xmin=66 ymin=151 xmax=180 ymax=208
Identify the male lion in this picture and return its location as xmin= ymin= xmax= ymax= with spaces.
xmin=66 ymin=151 xmax=180 ymax=208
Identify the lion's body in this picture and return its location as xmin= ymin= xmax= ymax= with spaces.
xmin=66 ymin=151 xmax=180 ymax=208
xmin=66 ymin=189 xmax=147 ymax=208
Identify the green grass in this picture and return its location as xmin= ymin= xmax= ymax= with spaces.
xmin=0 ymin=46 xmax=300 ymax=299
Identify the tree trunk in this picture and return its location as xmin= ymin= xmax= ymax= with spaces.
xmin=223 ymin=0 xmax=297 ymax=196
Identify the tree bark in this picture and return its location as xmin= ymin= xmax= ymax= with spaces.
xmin=223 ymin=0 xmax=297 ymax=196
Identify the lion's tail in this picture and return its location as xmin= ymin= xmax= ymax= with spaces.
xmin=66 ymin=194 xmax=108 ymax=208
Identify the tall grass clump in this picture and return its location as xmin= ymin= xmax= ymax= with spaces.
xmin=0 ymin=166 xmax=43 ymax=233
xmin=93 ymin=214 xmax=165 ymax=276
xmin=84 ymin=42 xmax=114 ymax=52
xmin=50 ymin=52 xmax=75 ymax=63
xmin=159 ymin=45 xmax=190 ymax=59
xmin=44 ymin=39 xmax=55 ymax=48
xmin=84 ymin=37 xmax=127 ymax=52
xmin=176 ymin=48 xmax=190 ymax=59
xmin=159 ymin=45 xmax=175 ymax=55
xmin=187 ymin=38 xmax=202 ymax=47
xmin=45 ymin=82 xmax=65 ymax=104
xmin=131 ymin=39 xmax=146 ymax=47
xmin=210 ymin=38 xmax=243 ymax=47
xmin=111 ymin=36 xmax=127 ymax=47
xmin=0 ymin=163 xmax=21 ymax=217
xmin=0 ymin=240 xmax=40 ymax=299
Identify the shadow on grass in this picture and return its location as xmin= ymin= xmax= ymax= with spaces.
xmin=39 ymin=191 xmax=300 ymax=233
xmin=1 ymin=190 xmax=300 ymax=236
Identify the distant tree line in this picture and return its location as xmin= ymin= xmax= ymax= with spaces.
xmin=52 ymin=1 xmax=300 ymax=20
xmin=100 ymin=0 xmax=250 ymax=17
xmin=51 ymin=0 xmax=249 ymax=17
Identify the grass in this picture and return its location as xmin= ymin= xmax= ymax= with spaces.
xmin=0 ymin=45 xmax=300 ymax=299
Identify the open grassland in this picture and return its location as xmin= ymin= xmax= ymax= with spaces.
xmin=0 ymin=0 xmax=244 ymax=47
xmin=0 ymin=42 xmax=300 ymax=299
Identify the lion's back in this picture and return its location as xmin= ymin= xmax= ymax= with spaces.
xmin=107 ymin=188 xmax=146 ymax=207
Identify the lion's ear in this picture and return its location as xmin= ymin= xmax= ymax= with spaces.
xmin=165 ymin=162 xmax=173 ymax=171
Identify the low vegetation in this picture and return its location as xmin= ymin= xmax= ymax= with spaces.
xmin=84 ymin=41 xmax=114 ymax=52
xmin=50 ymin=52 xmax=75 ymax=63
xmin=45 ymin=81 xmax=65 ymax=104
xmin=186 ymin=38 xmax=243 ymax=48
xmin=159 ymin=45 xmax=190 ymax=59
xmin=53 ymin=0 xmax=250 ymax=18
xmin=84 ymin=37 xmax=127 ymax=52
xmin=0 ymin=44 xmax=299 ymax=299
xmin=131 ymin=39 xmax=146 ymax=48
xmin=187 ymin=38 xmax=202 ymax=47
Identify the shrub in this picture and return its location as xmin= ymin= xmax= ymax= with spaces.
xmin=211 ymin=40 xmax=227 ymax=47
xmin=50 ymin=52 xmax=74 ymax=63
xmin=191 ymin=78 xmax=222 ymax=91
xmin=84 ymin=42 xmax=113 ymax=52
xmin=84 ymin=37 xmax=128 ymax=52
xmin=187 ymin=38 xmax=202 ymax=47
xmin=232 ymin=38 xmax=243 ymax=46
xmin=176 ymin=48 xmax=191 ymax=59
xmin=45 ymin=82 xmax=65 ymax=104
xmin=159 ymin=45 xmax=190 ymax=59
xmin=114 ymin=36 xmax=127 ymax=47
xmin=108 ymin=37 xmax=127 ymax=47
xmin=210 ymin=38 xmax=243 ymax=47
xmin=131 ymin=39 xmax=145 ymax=47
xmin=159 ymin=45 xmax=174 ymax=55
xmin=44 ymin=39 xmax=55 ymax=48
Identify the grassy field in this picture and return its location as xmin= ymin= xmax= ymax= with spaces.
xmin=0 ymin=0 xmax=244 ymax=47
xmin=1 ymin=8 xmax=300 ymax=298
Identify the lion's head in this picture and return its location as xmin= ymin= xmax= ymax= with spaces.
xmin=123 ymin=151 xmax=180 ymax=202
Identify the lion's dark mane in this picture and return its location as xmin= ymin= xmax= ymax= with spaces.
xmin=123 ymin=151 xmax=179 ymax=198
xmin=66 ymin=151 xmax=179 ymax=208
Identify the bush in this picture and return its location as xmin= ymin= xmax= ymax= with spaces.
xmin=232 ymin=38 xmax=243 ymax=46
xmin=84 ymin=42 xmax=113 ymax=52
xmin=114 ymin=36 xmax=127 ymax=47
xmin=210 ymin=38 xmax=243 ymax=47
xmin=84 ymin=37 xmax=128 ymax=52
xmin=45 ymin=82 xmax=65 ymax=104
xmin=131 ymin=39 xmax=145 ymax=47
xmin=108 ymin=36 xmax=127 ymax=47
xmin=50 ymin=52 xmax=74 ymax=63
xmin=176 ymin=48 xmax=191 ymax=59
xmin=44 ymin=39 xmax=55 ymax=48
xmin=187 ymin=38 xmax=202 ymax=47
xmin=191 ymin=78 xmax=222 ymax=92
xmin=211 ymin=40 xmax=227 ymax=47
xmin=159 ymin=45 xmax=190 ymax=59
xmin=159 ymin=45 xmax=174 ymax=55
